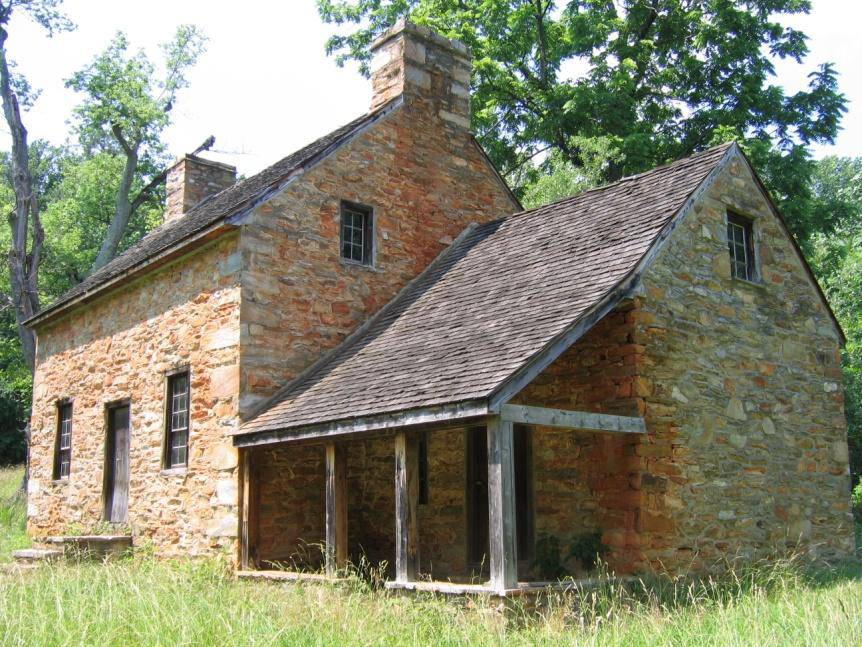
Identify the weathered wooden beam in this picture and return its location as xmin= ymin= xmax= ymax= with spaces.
xmin=325 ymin=443 xmax=348 ymax=576
xmin=500 ymin=404 xmax=646 ymax=434
xmin=394 ymin=431 xmax=419 ymax=583
xmin=487 ymin=415 xmax=517 ymax=593
xmin=240 ymin=449 xmax=250 ymax=570
xmin=232 ymin=400 xmax=488 ymax=448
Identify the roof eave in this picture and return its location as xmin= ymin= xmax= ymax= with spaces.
xmin=232 ymin=399 xmax=489 ymax=447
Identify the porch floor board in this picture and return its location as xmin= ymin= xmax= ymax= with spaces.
xmin=236 ymin=570 xmax=631 ymax=597
xmin=385 ymin=577 xmax=630 ymax=597
xmin=235 ymin=570 xmax=348 ymax=584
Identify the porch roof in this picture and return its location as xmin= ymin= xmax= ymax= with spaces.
xmin=235 ymin=143 xmax=735 ymax=444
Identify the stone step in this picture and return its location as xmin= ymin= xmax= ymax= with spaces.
xmin=43 ymin=535 xmax=133 ymax=559
xmin=12 ymin=548 xmax=63 ymax=563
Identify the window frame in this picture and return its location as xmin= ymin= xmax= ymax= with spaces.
xmin=726 ymin=211 xmax=757 ymax=282
xmin=53 ymin=400 xmax=73 ymax=480
xmin=339 ymin=200 xmax=374 ymax=266
xmin=163 ymin=368 xmax=191 ymax=470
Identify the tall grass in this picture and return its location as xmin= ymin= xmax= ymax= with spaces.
xmin=1 ymin=556 xmax=860 ymax=646
xmin=0 ymin=465 xmax=29 ymax=561
xmin=1 ymin=464 xmax=860 ymax=646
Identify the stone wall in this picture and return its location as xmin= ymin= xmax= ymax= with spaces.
xmin=27 ymin=235 xmax=242 ymax=555
xmin=254 ymin=443 xmax=327 ymax=567
xmin=511 ymin=302 xmax=647 ymax=575
xmin=634 ymin=150 xmax=853 ymax=571
xmin=252 ymin=428 xmax=478 ymax=580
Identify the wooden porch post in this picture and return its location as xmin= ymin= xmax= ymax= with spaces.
xmin=325 ymin=443 xmax=348 ymax=576
xmin=487 ymin=415 xmax=517 ymax=592
xmin=394 ymin=431 xmax=419 ymax=583
xmin=239 ymin=448 xmax=257 ymax=570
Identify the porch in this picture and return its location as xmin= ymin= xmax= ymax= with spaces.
xmin=234 ymin=405 xmax=646 ymax=595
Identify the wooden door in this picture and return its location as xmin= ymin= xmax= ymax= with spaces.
xmin=104 ymin=405 xmax=130 ymax=523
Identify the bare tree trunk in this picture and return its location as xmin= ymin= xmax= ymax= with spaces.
xmin=0 ymin=26 xmax=42 ymax=372
xmin=0 ymin=25 xmax=43 ymax=499
xmin=89 ymin=134 xmax=214 ymax=274
xmin=91 ymin=134 xmax=137 ymax=272
xmin=15 ymin=422 xmax=30 ymax=500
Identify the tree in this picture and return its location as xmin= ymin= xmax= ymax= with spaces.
xmin=318 ymin=0 xmax=846 ymax=237
xmin=65 ymin=26 xmax=206 ymax=273
xmin=521 ymin=135 xmax=623 ymax=208
xmin=0 ymin=0 xmax=72 ymax=372
xmin=807 ymin=157 xmax=862 ymax=484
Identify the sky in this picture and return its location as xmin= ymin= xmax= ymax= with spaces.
xmin=4 ymin=0 xmax=861 ymax=178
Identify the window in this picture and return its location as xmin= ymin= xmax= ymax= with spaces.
xmin=340 ymin=201 xmax=373 ymax=265
xmin=165 ymin=372 xmax=190 ymax=468
xmin=53 ymin=402 xmax=73 ymax=480
xmin=726 ymin=212 xmax=756 ymax=281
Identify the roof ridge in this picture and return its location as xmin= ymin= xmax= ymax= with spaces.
xmin=504 ymin=141 xmax=736 ymax=225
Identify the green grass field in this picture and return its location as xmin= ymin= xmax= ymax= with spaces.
xmin=1 ymin=464 xmax=861 ymax=646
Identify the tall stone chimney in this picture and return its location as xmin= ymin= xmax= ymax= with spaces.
xmin=369 ymin=19 xmax=472 ymax=130
xmin=164 ymin=155 xmax=237 ymax=224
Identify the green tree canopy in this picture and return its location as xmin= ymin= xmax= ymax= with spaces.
xmin=318 ymin=0 xmax=846 ymax=239
xmin=65 ymin=25 xmax=206 ymax=272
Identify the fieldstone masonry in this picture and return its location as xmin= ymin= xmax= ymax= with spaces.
xmin=237 ymin=21 xmax=518 ymax=416
xmin=632 ymin=151 xmax=853 ymax=570
xmin=28 ymin=235 xmax=242 ymax=555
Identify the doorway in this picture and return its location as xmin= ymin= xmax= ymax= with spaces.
xmin=104 ymin=404 xmax=131 ymax=523
xmin=466 ymin=425 xmax=532 ymax=570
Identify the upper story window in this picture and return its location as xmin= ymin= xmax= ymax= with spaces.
xmin=53 ymin=401 xmax=73 ymax=480
xmin=726 ymin=212 xmax=756 ymax=281
xmin=164 ymin=371 xmax=190 ymax=469
xmin=340 ymin=201 xmax=373 ymax=265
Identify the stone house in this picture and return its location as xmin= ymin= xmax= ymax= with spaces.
xmin=25 ymin=20 xmax=853 ymax=594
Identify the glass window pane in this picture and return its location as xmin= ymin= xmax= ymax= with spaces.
xmin=167 ymin=373 xmax=190 ymax=467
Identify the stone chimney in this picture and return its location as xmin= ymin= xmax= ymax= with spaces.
xmin=164 ymin=155 xmax=237 ymax=224
xmin=369 ymin=19 xmax=472 ymax=130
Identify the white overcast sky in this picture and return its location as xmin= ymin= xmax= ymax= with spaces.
xmin=4 ymin=0 xmax=860 ymax=177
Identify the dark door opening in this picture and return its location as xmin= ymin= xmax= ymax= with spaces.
xmin=466 ymin=425 xmax=532 ymax=569
xmin=104 ymin=405 xmax=130 ymax=523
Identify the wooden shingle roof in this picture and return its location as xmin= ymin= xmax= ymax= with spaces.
xmin=238 ymin=143 xmax=736 ymax=440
